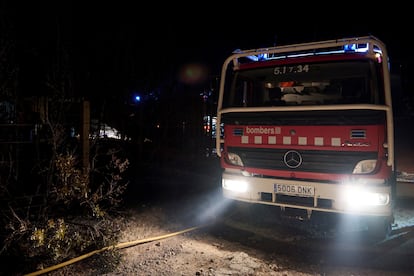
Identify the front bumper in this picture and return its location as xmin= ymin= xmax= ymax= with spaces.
xmin=221 ymin=169 xmax=393 ymax=218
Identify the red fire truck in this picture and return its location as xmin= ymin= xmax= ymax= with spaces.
xmin=215 ymin=36 xmax=396 ymax=239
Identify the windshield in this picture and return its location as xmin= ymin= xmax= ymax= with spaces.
xmin=222 ymin=59 xmax=384 ymax=108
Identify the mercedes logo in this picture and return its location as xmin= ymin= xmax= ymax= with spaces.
xmin=283 ymin=150 xmax=302 ymax=168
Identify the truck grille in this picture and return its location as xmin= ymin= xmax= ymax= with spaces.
xmin=227 ymin=147 xmax=377 ymax=174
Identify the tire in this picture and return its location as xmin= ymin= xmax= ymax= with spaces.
xmin=366 ymin=216 xmax=392 ymax=241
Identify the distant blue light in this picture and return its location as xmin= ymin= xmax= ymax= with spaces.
xmin=134 ymin=95 xmax=141 ymax=102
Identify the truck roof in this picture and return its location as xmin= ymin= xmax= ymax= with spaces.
xmin=228 ymin=35 xmax=386 ymax=70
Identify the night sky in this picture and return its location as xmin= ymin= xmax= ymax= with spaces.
xmin=2 ymin=1 xmax=412 ymax=99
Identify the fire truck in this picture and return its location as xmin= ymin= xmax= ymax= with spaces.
xmin=215 ymin=36 xmax=396 ymax=239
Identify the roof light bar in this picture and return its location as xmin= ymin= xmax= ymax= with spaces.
xmin=244 ymin=42 xmax=382 ymax=62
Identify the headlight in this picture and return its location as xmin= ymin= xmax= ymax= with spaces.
xmin=226 ymin=152 xmax=244 ymax=166
xmin=344 ymin=186 xmax=389 ymax=207
xmin=222 ymin=179 xmax=248 ymax=192
xmin=353 ymin=159 xmax=377 ymax=174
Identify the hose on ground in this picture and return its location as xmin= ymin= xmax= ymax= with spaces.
xmin=25 ymin=224 xmax=207 ymax=276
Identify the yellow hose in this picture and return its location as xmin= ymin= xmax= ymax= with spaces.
xmin=25 ymin=224 xmax=205 ymax=276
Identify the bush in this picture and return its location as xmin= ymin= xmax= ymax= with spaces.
xmin=0 ymin=138 xmax=130 ymax=274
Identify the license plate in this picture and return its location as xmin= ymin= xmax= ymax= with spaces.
xmin=274 ymin=183 xmax=314 ymax=197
